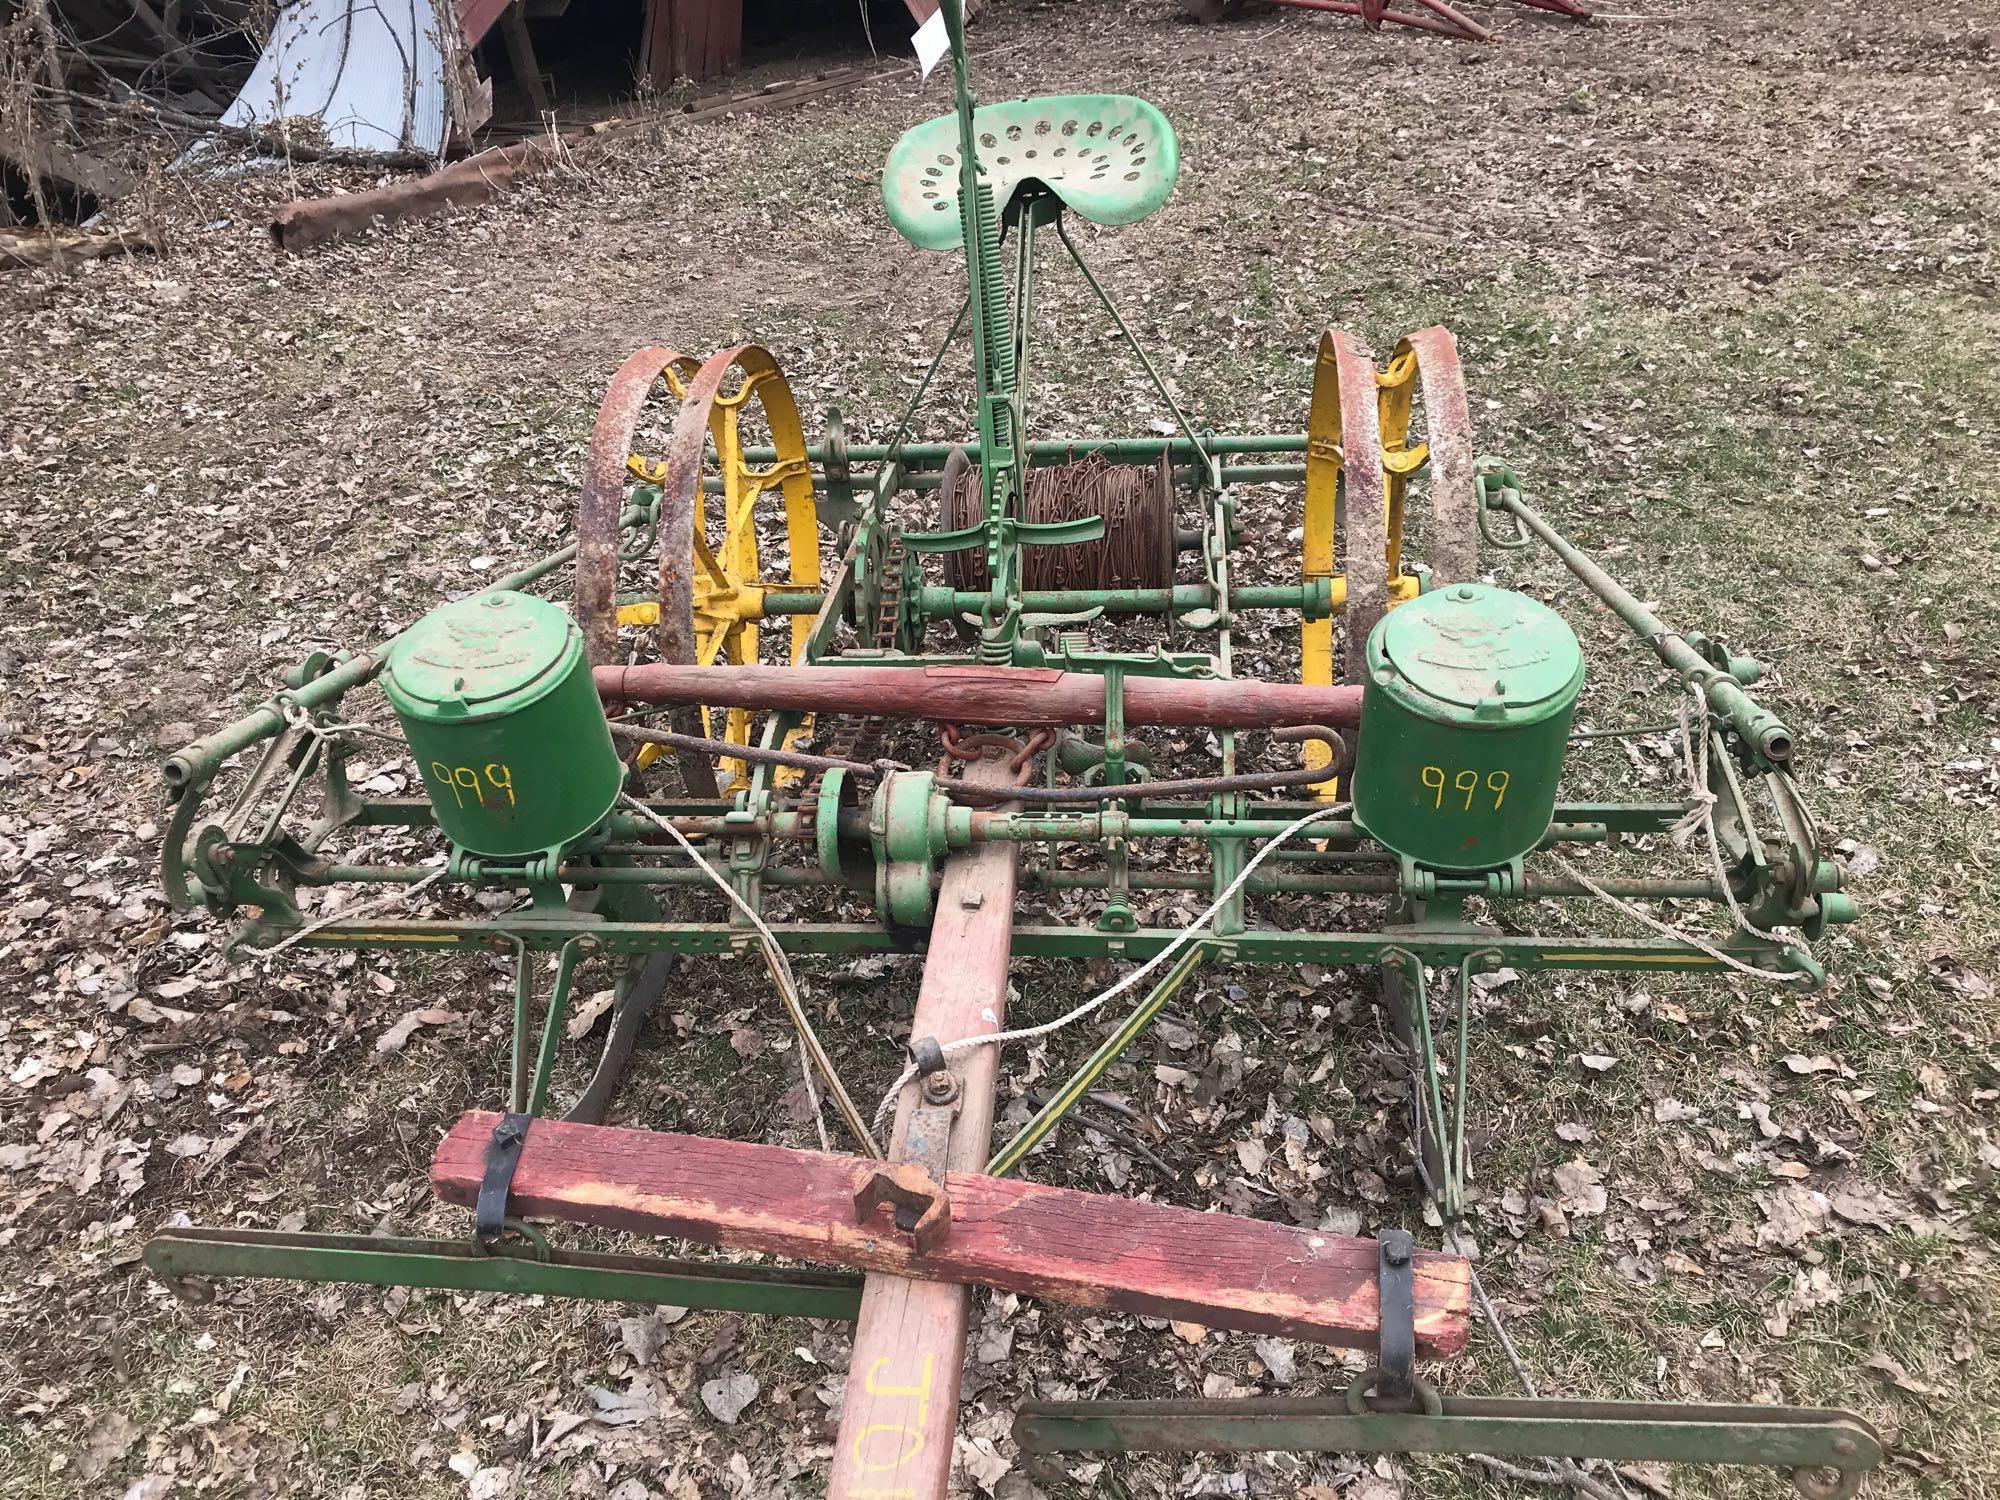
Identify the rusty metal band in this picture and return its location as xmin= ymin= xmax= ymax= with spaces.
xmin=1396 ymin=325 xmax=1479 ymax=585
xmin=1320 ymin=329 xmax=1389 ymax=677
xmin=577 ymin=345 xmax=696 ymax=668
xmin=653 ymin=346 xmax=752 ymax=677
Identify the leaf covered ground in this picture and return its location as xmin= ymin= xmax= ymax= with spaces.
xmin=1 ymin=2 xmax=1996 ymax=1498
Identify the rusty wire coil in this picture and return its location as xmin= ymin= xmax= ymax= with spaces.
xmin=938 ymin=450 xmax=1178 ymax=595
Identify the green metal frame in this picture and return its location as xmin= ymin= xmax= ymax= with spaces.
xmin=146 ymin=1227 xmax=863 ymax=1321
xmin=1015 ymin=1389 xmax=1880 ymax=1500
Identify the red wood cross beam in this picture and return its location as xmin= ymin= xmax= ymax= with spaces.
xmin=431 ymin=1113 xmax=1473 ymax=1352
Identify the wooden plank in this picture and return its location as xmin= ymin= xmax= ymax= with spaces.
xmin=270 ymin=140 xmax=555 ymax=253
xmin=828 ymin=753 xmax=1020 ymax=1500
xmin=595 ymin=662 xmax=1364 ymax=730
xmin=429 ymin=1115 xmax=1473 ymax=1353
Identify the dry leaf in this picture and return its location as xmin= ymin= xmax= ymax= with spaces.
xmin=1552 ymin=1159 xmax=1608 ymax=1216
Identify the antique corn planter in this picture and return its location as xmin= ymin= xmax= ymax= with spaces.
xmin=146 ymin=7 xmax=1877 ymax=1496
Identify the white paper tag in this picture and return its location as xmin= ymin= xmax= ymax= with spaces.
xmin=913 ymin=9 xmax=949 ymax=80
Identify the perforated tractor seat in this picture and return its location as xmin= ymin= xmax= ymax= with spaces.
xmin=883 ymin=94 xmax=1180 ymax=251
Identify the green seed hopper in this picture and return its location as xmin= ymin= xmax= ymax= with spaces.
xmin=145 ymin=6 xmax=1874 ymax=1497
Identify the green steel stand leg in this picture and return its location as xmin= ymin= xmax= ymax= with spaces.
xmin=144 ymin=1227 xmax=863 ymax=1322
xmin=1013 ymin=1386 xmax=1883 ymax=1499
xmin=1381 ymin=943 xmax=1496 ymax=1222
xmin=987 ymin=944 xmax=1209 ymax=1177
xmin=506 ymin=938 xmax=585 ymax=1118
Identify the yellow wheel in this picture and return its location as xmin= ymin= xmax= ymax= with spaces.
xmin=1300 ymin=326 xmax=1474 ymax=799
xmin=576 ymin=344 xmax=821 ymax=798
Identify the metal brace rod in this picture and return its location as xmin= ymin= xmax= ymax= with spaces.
xmin=144 ymin=1227 xmax=863 ymax=1321
xmin=1013 ymin=1393 xmax=1883 ymax=1499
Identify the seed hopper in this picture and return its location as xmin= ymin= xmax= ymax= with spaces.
xmin=147 ymin=8 xmax=1879 ymax=1496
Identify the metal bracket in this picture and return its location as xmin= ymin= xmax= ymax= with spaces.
xmin=1376 ymin=1228 xmax=1416 ymax=1406
xmin=474 ymin=1111 xmax=532 ymax=1241
xmin=852 ymin=1162 xmax=952 ymax=1253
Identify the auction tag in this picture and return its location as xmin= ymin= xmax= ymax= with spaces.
xmin=914 ymin=8 xmax=949 ymax=79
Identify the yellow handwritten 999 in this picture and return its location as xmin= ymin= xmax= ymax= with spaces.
xmin=1420 ymin=764 xmax=1510 ymax=813
xmin=431 ymin=760 xmax=517 ymax=810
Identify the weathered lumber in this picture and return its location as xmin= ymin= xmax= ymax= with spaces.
xmin=0 ymin=224 xmax=159 ymax=270
xmin=270 ymin=139 xmax=552 ymax=251
xmin=430 ymin=1114 xmax=1472 ymax=1355
xmin=829 ymin=752 xmax=1020 ymax=1500
xmin=594 ymin=662 xmax=1366 ymax=730
xmin=495 ymin=2 xmax=551 ymax=116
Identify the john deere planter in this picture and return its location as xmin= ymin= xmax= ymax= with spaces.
xmin=147 ymin=8 xmax=1877 ymax=1497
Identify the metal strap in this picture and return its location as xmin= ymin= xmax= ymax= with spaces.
xmin=1398 ymin=326 xmax=1479 ymax=585
xmin=1377 ymin=1228 xmax=1416 ymax=1405
xmin=475 ymin=1111 xmax=532 ymax=1241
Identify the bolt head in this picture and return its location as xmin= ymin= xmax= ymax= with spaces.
xmin=922 ymin=1073 xmax=957 ymax=1104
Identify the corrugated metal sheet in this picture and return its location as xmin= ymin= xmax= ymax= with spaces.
xmin=216 ymin=0 xmax=451 ymax=155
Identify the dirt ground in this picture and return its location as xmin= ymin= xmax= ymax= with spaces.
xmin=2 ymin=1 xmax=1997 ymax=1497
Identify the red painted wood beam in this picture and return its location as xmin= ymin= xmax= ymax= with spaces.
xmin=829 ymin=751 xmax=1020 ymax=1500
xmin=459 ymin=0 xmax=512 ymax=46
xmin=594 ymin=663 xmax=1364 ymax=730
xmin=429 ymin=1115 xmax=1473 ymax=1352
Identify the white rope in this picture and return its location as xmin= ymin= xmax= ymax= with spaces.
xmin=1672 ymin=682 xmax=1766 ymax=940
xmin=1545 ymin=680 xmax=1810 ymax=984
xmin=620 ymin=794 xmax=876 ymax=1158
xmin=871 ymin=802 xmax=1353 ymax=1131
xmin=1543 ymin=851 xmax=1809 ymax=984
xmin=236 ymin=866 xmax=449 ymax=957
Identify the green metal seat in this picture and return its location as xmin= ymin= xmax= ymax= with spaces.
xmin=883 ymin=94 xmax=1180 ymax=251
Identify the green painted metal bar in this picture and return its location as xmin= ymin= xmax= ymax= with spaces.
xmin=143 ymin=1228 xmax=864 ymax=1321
xmin=161 ymin=502 xmax=654 ymax=791
xmin=309 ymin=860 xmax=1714 ymax=902
xmin=348 ymin=798 xmax=1680 ymax=839
xmin=747 ymin=460 xmax=1301 ymax=495
xmin=276 ymin=919 xmax=1802 ymax=974
xmin=987 ymin=944 xmax=1209 ymax=1177
xmin=1495 ymin=487 xmax=1796 ymax=768
xmin=1013 ymin=1394 xmax=1883 ymax=1478
xmin=1216 ymin=463 xmax=1305 ymax=484
xmin=525 ymin=941 xmax=584 ymax=1117
xmin=1022 ymin=868 xmax=1719 ymax=900
xmin=736 ymin=433 xmax=1309 ymax=467
xmin=911 ymin=582 xmax=1330 ymax=620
